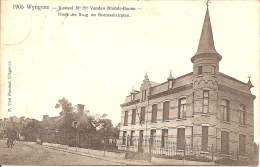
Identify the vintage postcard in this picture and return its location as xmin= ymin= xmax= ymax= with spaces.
xmin=0 ymin=0 xmax=259 ymax=166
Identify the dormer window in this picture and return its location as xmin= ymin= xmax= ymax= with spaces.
xmin=198 ymin=66 xmax=202 ymax=75
xmin=168 ymin=80 xmax=173 ymax=89
xmin=131 ymin=94 xmax=134 ymax=101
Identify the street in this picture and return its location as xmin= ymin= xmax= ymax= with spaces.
xmin=0 ymin=140 xmax=125 ymax=165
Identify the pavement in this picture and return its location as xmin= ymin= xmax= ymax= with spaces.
xmin=43 ymin=144 xmax=153 ymax=165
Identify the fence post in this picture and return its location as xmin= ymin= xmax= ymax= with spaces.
xmin=211 ymin=144 xmax=214 ymax=161
xmin=237 ymin=146 xmax=239 ymax=162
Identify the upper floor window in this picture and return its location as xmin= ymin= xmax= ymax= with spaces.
xmin=203 ymin=90 xmax=209 ymax=113
xmin=163 ymin=101 xmax=170 ymax=121
xmin=161 ymin=129 xmax=168 ymax=148
xmin=213 ymin=66 xmax=216 ymax=75
xmin=239 ymin=104 xmax=245 ymax=125
xmin=221 ymin=99 xmax=230 ymax=122
xmin=151 ymin=104 xmax=157 ymax=122
xmin=140 ymin=107 xmax=145 ymax=124
xmin=198 ymin=66 xmax=202 ymax=75
xmin=178 ymin=98 xmax=186 ymax=119
xmin=124 ymin=111 xmax=128 ymax=126
xmin=131 ymin=109 xmax=136 ymax=125
xmin=142 ymin=90 xmax=147 ymax=101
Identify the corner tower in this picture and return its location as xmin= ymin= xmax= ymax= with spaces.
xmin=191 ymin=7 xmax=221 ymax=114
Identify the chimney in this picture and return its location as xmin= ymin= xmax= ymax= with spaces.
xmin=43 ymin=115 xmax=49 ymax=121
xmin=76 ymin=104 xmax=85 ymax=114
xmin=20 ymin=116 xmax=25 ymax=123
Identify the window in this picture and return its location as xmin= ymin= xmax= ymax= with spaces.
xmin=138 ymin=130 xmax=144 ymax=151
xmin=213 ymin=66 xmax=216 ymax=75
xmin=203 ymin=90 xmax=209 ymax=113
xmin=140 ymin=107 xmax=145 ymax=124
xmin=191 ymin=126 xmax=194 ymax=149
xmin=123 ymin=131 xmax=127 ymax=145
xmin=198 ymin=66 xmax=202 ymax=75
xmin=124 ymin=111 xmax=128 ymax=126
xmin=131 ymin=94 xmax=134 ymax=101
xmin=168 ymin=80 xmax=173 ymax=89
xmin=142 ymin=91 xmax=144 ymax=101
xmin=161 ymin=129 xmax=168 ymax=148
xmin=163 ymin=101 xmax=170 ymax=120
xmin=239 ymin=134 xmax=246 ymax=156
xmin=130 ymin=131 xmax=135 ymax=146
xmin=178 ymin=98 xmax=186 ymax=119
xmin=221 ymin=99 xmax=230 ymax=122
xmin=201 ymin=126 xmax=208 ymax=151
xmin=221 ymin=131 xmax=229 ymax=154
xmin=151 ymin=104 xmax=157 ymax=122
xmin=239 ymin=104 xmax=245 ymax=125
xmin=150 ymin=129 xmax=156 ymax=147
xmin=131 ymin=109 xmax=136 ymax=125
xmin=144 ymin=90 xmax=147 ymax=100
xmin=177 ymin=128 xmax=185 ymax=150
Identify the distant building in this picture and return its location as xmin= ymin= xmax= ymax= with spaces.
xmin=118 ymin=7 xmax=255 ymax=160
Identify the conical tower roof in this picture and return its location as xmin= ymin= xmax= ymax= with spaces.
xmin=191 ymin=7 xmax=222 ymax=63
xmin=195 ymin=8 xmax=218 ymax=56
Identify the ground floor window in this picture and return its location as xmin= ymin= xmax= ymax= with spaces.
xmin=177 ymin=128 xmax=185 ymax=150
xmin=221 ymin=131 xmax=229 ymax=154
xmin=201 ymin=126 xmax=208 ymax=151
xmin=150 ymin=129 xmax=156 ymax=147
xmin=130 ymin=131 xmax=134 ymax=146
xmin=239 ymin=134 xmax=246 ymax=156
xmin=123 ymin=131 xmax=127 ymax=145
xmin=161 ymin=129 xmax=168 ymax=148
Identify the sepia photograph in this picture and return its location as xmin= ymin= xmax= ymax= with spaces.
xmin=0 ymin=0 xmax=259 ymax=166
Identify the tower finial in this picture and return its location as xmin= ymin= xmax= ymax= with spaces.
xmin=206 ymin=0 xmax=211 ymax=8
xmin=247 ymin=76 xmax=254 ymax=89
xmin=167 ymin=70 xmax=174 ymax=80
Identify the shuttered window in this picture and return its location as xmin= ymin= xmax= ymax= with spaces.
xmin=150 ymin=129 xmax=156 ymax=147
xmin=239 ymin=134 xmax=246 ymax=156
xmin=140 ymin=107 xmax=145 ymax=124
xmin=221 ymin=131 xmax=229 ymax=154
xmin=130 ymin=131 xmax=135 ymax=146
xmin=163 ymin=101 xmax=170 ymax=120
xmin=177 ymin=128 xmax=185 ymax=150
xmin=123 ymin=131 xmax=127 ymax=145
xmin=132 ymin=109 xmax=136 ymax=124
xmin=151 ymin=104 xmax=157 ymax=122
xmin=161 ymin=129 xmax=168 ymax=148
xmin=124 ymin=111 xmax=128 ymax=125
xmin=201 ymin=126 xmax=208 ymax=151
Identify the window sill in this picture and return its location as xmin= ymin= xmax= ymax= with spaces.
xmin=200 ymin=151 xmax=209 ymax=154
xmin=176 ymin=118 xmax=187 ymax=121
xmin=211 ymin=75 xmax=217 ymax=77
xmin=151 ymin=121 xmax=157 ymax=123
xmin=238 ymin=124 xmax=247 ymax=128
xmin=123 ymin=124 xmax=128 ymax=126
xmin=162 ymin=120 xmax=170 ymax=122
xmin=197 ymin=75 xmax=203 ymax=77
xmin=238 ymin=156 xmax=247 ymax=159
xmin=220 ymin=120 xmax=230 ymax=124
xmin=201 ymin=114 xmax=210 ymax=117
xmin=131 ymin=124 xmax=136 ymax=126
xmin=176 ymin=149 xmax=184 ymax=152
xmin=219 ymin=154 xmax=231 ymax=157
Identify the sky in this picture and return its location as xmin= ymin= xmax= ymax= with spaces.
xmin=1 ymin=1 xmax=259 ymax=142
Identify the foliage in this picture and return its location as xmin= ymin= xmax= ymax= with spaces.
xmin=22 ymin=120 xmax=43 ymax=141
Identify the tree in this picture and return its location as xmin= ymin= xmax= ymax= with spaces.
xmin=23 ymin=120 xmax=43 ymax=141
